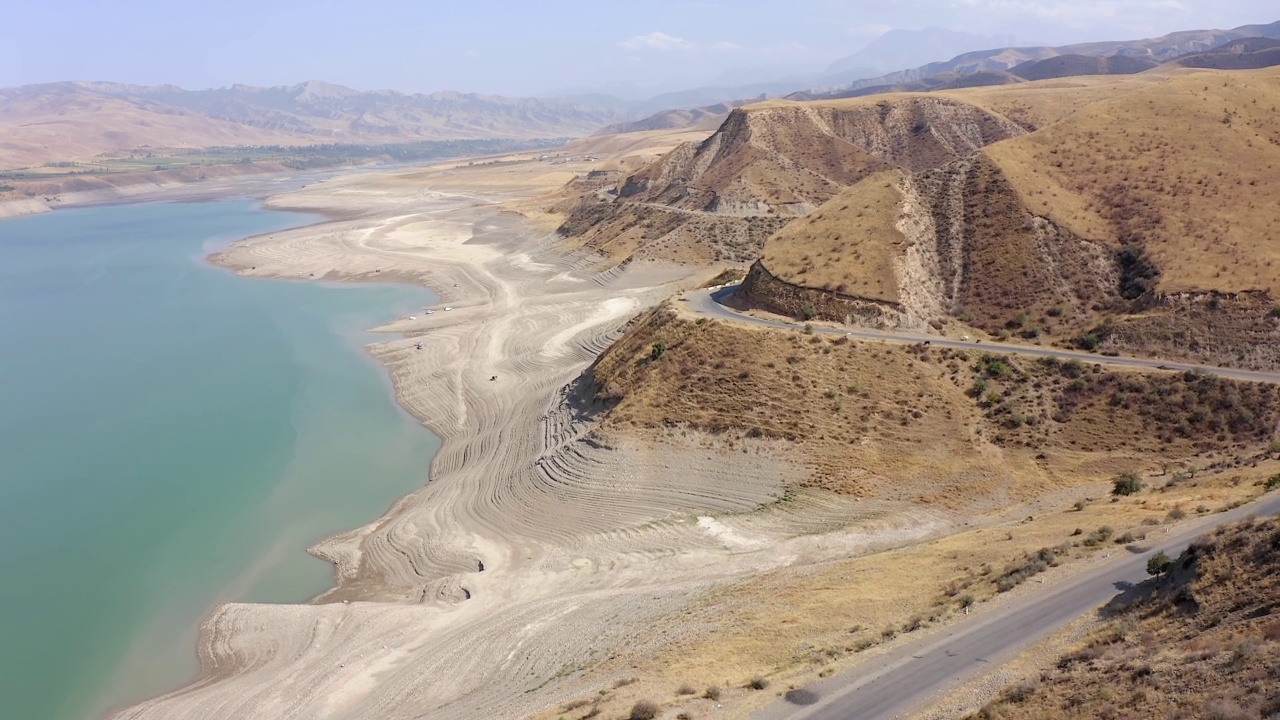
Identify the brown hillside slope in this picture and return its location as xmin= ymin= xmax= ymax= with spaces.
xmin=0 ymin=87 xmax=300 ymax=168
xmin=584 ymin=304 xmax=1280 ymax=501
xmin=975 ymin=515 xmax=1280 ymax=720
xmin=1011 ymin=54 xmax=1159 ymax=81
xmin=986 ymin=68 xmax=1280 ymax=294
xmin=745 ymin=154 xmax=1119 ymax=334
xmin=557 ymin=95 xmax=1024 ymax=265
xmin=622 ymin=97 xmax=1024 ymax=214
xmin=744 ymin=67 xmax=1280 ymax=368
xmin=0 ymin=80 xmax=625 ymax=168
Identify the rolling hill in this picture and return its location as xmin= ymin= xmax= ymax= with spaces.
xmin=553 ymin=62 xmax=1280 ymax=370
xmin=555 ymin=95 xmax=1024 ymax=265
xmin=796 ymin=20 xmax=1280 ymax=101
xmin=731 ymin=66 xmax=1280 ymax=370
xmin=1010 ymin=54 xmax=1160 ymax=81
xmin=0 ymin=80 xmax=628 ymax=168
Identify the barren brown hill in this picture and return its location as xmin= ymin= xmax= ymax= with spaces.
xmin=593 ymin=100 xmax=750 ymax=136
xmin=739 ymin=67 xmax=1280 ymax=369
xmin=1010 ymin=54 xmax=1159 ymax=81
xmin=583 ymin=303 xmax=1280 ymax=500
xmin=1174 ymin=39 xmax=1280 ymax=70
xmin=555 ymin=95 xmax=1023 ymax=265
xmin=798 ymin=20 xmax=1280 ymax=102
xmin=974 ymin=514 xmax=1280 ymax=720
xmin=0 ymin=84 xmax=300 ymax=168
xmin=820 ymin=70 xmax=1024 ymax=100
xmin=0 ymin=80 xmax=626 ymax=169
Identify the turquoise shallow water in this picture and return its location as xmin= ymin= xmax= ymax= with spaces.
xmin=0 ymin=201 xmax=440 ymax=720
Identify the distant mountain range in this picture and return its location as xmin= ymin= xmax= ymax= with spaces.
xmin=0 ymin=80 xmax=630 ymax=167
xmin=4 ymin=20 xmax=1280 ymax=169
xmin=791 ymin=20 xmax=1280 ymax=100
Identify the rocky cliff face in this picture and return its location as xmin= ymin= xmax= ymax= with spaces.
xmin=561 ymin=96 xmax=1024 ymax=265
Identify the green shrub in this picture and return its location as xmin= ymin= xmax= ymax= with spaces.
xmin=1112 ymin=473 xmax=1144 ymax=496
xmin=703 ymin=686 xmax=722 ymax=701
xmin=1266 ymin=474 xmax=1280 ymax=491
xmin=1146 ymin=551 xmax=1173 ymax=576
xmin=650 ymin=342 xmax=667 ymax=361
xmin=748 ymin=676 xmax=769 ymax=690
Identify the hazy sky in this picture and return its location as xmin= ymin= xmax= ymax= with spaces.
xmin=1 ymin=0 xmax=1274 ymax=95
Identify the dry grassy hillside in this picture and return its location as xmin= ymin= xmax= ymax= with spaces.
xmin=761 ymin=170 xmax=907 ymax=303
xmin=557 ymin=95 xmax=1023 ymax=265
xmin=0 ymin=88 xmax=300 ymax=168
xmin=739 ymin=67 xmax=1280 ymax=368
xmin=975 ymin=515 xmax=1280 ymax=720
xmin=583 ymin=305 xmax=1280 ymax=504
xmin=986 ymin=68 xmax=1280 ymax=295
xmin=0 ymin=80 xmax=625 ymax=169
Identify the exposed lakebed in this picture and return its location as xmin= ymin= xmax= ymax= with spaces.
xmin=0 ymin=200 xmax=440 ymax=720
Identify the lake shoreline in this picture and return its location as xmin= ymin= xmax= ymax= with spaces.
xmin=0 ymin=197 xmax=447 ymax=720
xmin=104 ymin=153 xmax=744 ymax=720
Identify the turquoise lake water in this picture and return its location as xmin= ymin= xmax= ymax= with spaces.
xmin=0 ymin=201 xmax=441 ymax=720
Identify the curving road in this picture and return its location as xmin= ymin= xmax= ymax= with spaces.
xmin=680 ymin=286 xmax=1280 ymax=719
xmin=751 ymin=489 xmax=1280 ymax=720
xmin=684 ymin=285 xmax=1280 ymax=385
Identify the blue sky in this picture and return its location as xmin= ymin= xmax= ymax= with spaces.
xmin=1 ymin=0 xmax=1274 ymax=95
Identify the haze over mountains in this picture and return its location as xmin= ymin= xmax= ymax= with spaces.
xmin=3 ymin=19 xmax=1279 ymax=170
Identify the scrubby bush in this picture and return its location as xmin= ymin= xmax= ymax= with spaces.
xmin=650 ymin=341 xmax=667 ymax=361
xmin=703 ymin=686 xmax=722 ymax=701
xmin=1266 ymin=473 xmax=1280 ymax=491
xmin=1076 ymin=332 xmax=1101 ymax=351
xmin=629 ymin=699 xmax=659 ymax=720
xmin=1112 ymin=473 xmax=1144 ymax=496
xmin=748 ymin=676 xmax=769 ymax=690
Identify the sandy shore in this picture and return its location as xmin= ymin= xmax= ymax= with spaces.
xmin=103 ymin=157 xmax=949 ymax=720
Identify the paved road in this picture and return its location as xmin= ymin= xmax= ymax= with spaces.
xmin=682 ymin=284 xmax=1280 ymax=719
xmin=751 ymin=489 xmax=1280 ymax=720
xmin=684 ymin=285 xmax=1280 ymax=385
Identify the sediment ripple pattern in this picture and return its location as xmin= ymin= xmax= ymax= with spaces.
xmin=111 ymin=175 xmax=954 ymax=720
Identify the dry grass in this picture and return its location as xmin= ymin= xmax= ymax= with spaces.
xmin=556 ymin=94 xmax=1019 ymax=265
xmin=974 ymin=516 xmax=1280 ymax=719
xmin=762 ymin=170 xmax=906 ymax=302
xmin=559 ymin=465 xmax=1275 ymax=720
xmin=589 ymin=305 xmax=1280 ymax=501
xmin=986 ymin=67 xmax=1280 ymax=295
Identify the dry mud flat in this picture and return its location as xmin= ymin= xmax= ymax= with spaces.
xmin=110 ymin=165 xmax=949 ymax=720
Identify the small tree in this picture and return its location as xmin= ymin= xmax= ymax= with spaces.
xmin=1112 ymin=473 xmax=1144 ymax=496
xmin=802 ymin=305 xmax=817 ymax=321
xmin=1146 ymin=550 xmax=1173 ymax=577
xmin=650 ymin=341 xmax=667 ymax=361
